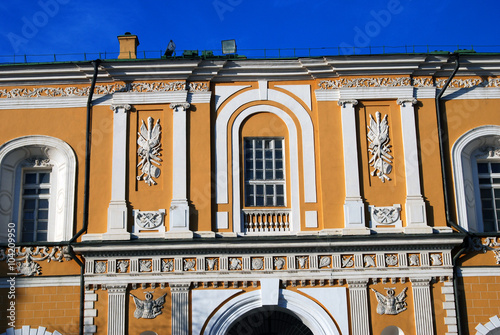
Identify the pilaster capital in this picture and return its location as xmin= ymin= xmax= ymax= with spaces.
xmin=347 ymin=278 xmax=369 ymax=289
xmin=170 ymin=283 xmax=191 ymax=292
xmin=410 ymin=277 xmax=431 ymax=287
xmin=110 ymin=104 xmax=132 ymax=113
xmin=337 ymin=99 xmax=358 ymax=107
xmin=106 ymin=284 xmax=128 ymax=293
xmin=397 ymin=98 xmax=417 ymax=107
xmin=170 ymin=102 xmax=190 ymax=111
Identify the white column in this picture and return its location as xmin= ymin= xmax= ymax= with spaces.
xmin=107 ymin=284 xmax=127 ymax=335
xmin=167 ymin=103 xmax=193 ymax=238
xmin=411 ymin=277 xmax=434 ymax=335
xmin=348 ymin=279 xmax=370 ymax=335
xmin=104 ymin=104 xmax=131 ymax=240
xmin=339 ymin=100 xmax=368 ymax=234
xmin=397 ymin=98 xmax=431 ymax=234
xmin=171 ymin=283 xmax=190 ymax=335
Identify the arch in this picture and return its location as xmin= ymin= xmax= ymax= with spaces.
xmin=215 ymin=88 xmax=317 ymax=205
xmin=1 ymin=326 xmax=62 ymax=335
xmin=232 ymin=105 xmax=300 ymax=233
xmin=381 ymin=326 xmax=405 ymax=335
xmin=452 ymin=125 xmax=500 ymax=231
xmin=476 ymin=315 xmax=500 ymax=335
xmin=0 ymin=135 xmax=76 ymax=242
xmin=204 ymin=290 xmax=340 ymax=335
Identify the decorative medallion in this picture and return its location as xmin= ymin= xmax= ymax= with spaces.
xmin=139 ymin=260 xmax=152 ymax=272
xmin=95 ymin=261 xmax=107 ymax=274
xmin=364 ymin=255 xmax=376 ymax=268
xmin=430 ymin=254 xmax=443 ymax=266
xmin=251 ymin=258 xmax=264 ymax=270
xmin=135 ymin=211 xmax=164 ymax=229
xmin=274 ymin=257 xmax=286 ymax=270
xmin=319 ymin=256 xmax=331 ymax=268
xmin=371 ymin=287 xmax=408 ymax=315
xmin=162 ymin=259 xmax=174 ymax=272
xmin=297 ymin=256 xmax=308 ymax=269
xmin=229 ymin=258 xmax=242 ymax=271
xmin=385 ymin=255 xmax=398 ymax=267
xmin=341 ymin=255 xmax=354 ymax=268
xmin=130 ymin=291 xmax=167 ymax=319
xmin=371 ymin=206 xmax=400 ymax=224
xmin=137 ymin=117 xmax=162 ymax=186
xmin=206 ymin=258 xmax=218 ymax=271
xmin=408 ymin=254 xmax=420 ymax=266
xmin=367 ymin=111 xmax=393 ymax=182
xmin=183 ymin=259 xmax=196 ymax=271
xmin=117 ymin=260 xmax=129 ymax=273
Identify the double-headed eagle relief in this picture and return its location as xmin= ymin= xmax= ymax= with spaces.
xmin=130 ymin=291 xmax=167 ymax=319
xmin=137 ymin=117 xmax=162 ymax=185
xmin=367 ymin=111 xmax=393 ymax=182
xmin=371 ymin=287 xmax=408 ymax=315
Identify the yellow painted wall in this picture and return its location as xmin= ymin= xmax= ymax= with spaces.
xmin=461 ymin=275 xmax=500 ymax=334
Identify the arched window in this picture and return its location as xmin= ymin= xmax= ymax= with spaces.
xmin=0 ymin=136 xmax=76 ymax=242
xmin=452 ymin=126 xmax=500 ymax=232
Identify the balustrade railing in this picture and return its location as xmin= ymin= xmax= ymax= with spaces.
xmin=242 ymin=209 xmax=291 ymax=233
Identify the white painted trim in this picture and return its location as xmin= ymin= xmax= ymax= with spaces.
xmin=214 ymin=85 xmax=251 ymax=110
xmin=275 ymin=85 xmax=312 ymax=110
xmin=216 ymin=88 xmax=317 ymax=204
xmin=204 ymin=289 xmax=340 ymax=335
xmin=232 ymin=105 xmax=300 ymax=233
xmin=188 ymin=92 xmax=212 ymax=104
xmin=442 ymin=87 xmax=500 ymax=100
xmin=0 ymin=136 xmax=76 ymax=242
xmin=458 ymin=267 xmax=500 ymax=277
xmin=475 ymin=315 xmax=500 ymax=335
xmin=1 ymin=326 xmax=62 ymax=335
xmin=216 ymin=212 xmax=228 ymax=229
xmin=111 ymin=91 xmax=188 ymax=105
xmin=339 ymin=87 xmax=414 ymax=100
xmin=305 ymin=211 xmax=318 ymax=228
xmin=0 ymin=276 xmax=80 ymax=288
xmin=452 ymin=125 xmax=500 ymax=231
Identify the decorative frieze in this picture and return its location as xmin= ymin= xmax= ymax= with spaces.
xmin=368 ymin=111 xmax=393 ymax=182
xmin=369 ymin=204 xmax=402 ymax=229
xmin=4 ymin=246 xmax=72 ymax=277
xmin=137 ymin=117 xmax=162 ymax=186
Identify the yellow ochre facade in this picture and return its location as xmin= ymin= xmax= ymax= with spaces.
xmin=1 ymin=36 xmax=500 ymax=335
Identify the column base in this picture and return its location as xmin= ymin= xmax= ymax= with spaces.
xmin=344 ymin=201 xmax=366 ymax=229
xmin=169 ymin=199 xmax=190 ymax=232
xmin=105 ymin=201 xmax=130 ymax=240
xmin=405 ymin=197 xmax=432 ymax=234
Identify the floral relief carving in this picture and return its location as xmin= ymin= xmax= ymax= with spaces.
xmin=10 ymin=246 xmax=71 ymax=277
xmin=385 ymin=254 xmax=398 ymax=266
xmin=95 ymin=261 xmax=107 ymax=274
xmin=368 ymin=111 xmax=393 ymax=182
xmin=188 ymin=82 xmax=209 ymax=92
xmin=137 ymin=117 xmax=162 ymax=186
xmin=252 ymin=258 xmax=264 ymax=270
xmin=229 ymin=258 xmax=242 ymax=270
xmin=318 ymin=77 xmax=411 ymax=89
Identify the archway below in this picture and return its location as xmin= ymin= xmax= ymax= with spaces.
xmin=227 ymin=306 xmax=313 ymax=335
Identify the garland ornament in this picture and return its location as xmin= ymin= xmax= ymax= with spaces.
xmin=137 ymin=117 xmax=162 ymax=185
xmin=367 ymin=111 xmax=393 ymax=182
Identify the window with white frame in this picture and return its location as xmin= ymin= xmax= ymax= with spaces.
xmin=476 ymin=161 xmax=500 ymax=232
xmin=244 ymin=138 xmax=285 ymax=207
xmin=20 ymin=170 xmax=51 ymax=242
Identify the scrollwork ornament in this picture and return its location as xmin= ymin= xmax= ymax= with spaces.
xmin=9 ymin=246 xmax=72 ymax=277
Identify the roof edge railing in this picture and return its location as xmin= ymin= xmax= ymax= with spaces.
xmin=1 ymin=45 xmax=499 ymax=65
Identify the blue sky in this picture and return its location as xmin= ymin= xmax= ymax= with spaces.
xmin=1 ymin=0 xmax=500 ymax=60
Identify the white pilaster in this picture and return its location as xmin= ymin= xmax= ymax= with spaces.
xmin=348 ymin=279 xmax=370 ymax=335
xmin=171 ymin=283 xmax=190 ymax=335
xmin=411 ymin=277 xmax=434 ymax=335
xmin=107 ymin=284 xmax=127 ymax=335
xmin=167 ymin=103 xmax=193 ymax=238
xmin=104 ymin=104 xmax=131 ymax=240
xmin=339 ymin=100 xmax=368 ymax=235
xmin=397 ymin=98 xmax=431 ymax=234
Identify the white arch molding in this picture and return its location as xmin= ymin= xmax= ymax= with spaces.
xmin=203 ymin=290 xmax=340 ymax=335
xmin=1 ymin=326 xmax=62 ymax=335
xmin=0 ymin=135 xmax=76 ymax=242
xmin=452 ymin=125 xmax=500 ymax=232
xmin=215 ymin=88 xmax=317 ymax=205
xmin=232 ymin=105 xmax=301 ymax=233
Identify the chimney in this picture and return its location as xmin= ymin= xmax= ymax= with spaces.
xmin=117 ymin=32 xmax=140 ymax=59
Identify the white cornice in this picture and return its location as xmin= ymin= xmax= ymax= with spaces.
xmin=188 ymin=91 xmax=212 ymax=104
xmin=457 ymin=267 xmax=500 ymax=277
xmin=112 ymin=91 xmax=188 ymax=104
xmin=0 ymin=275 xmax=80 ymax=288
xmin=441 ymin=87 xmax=500 ymax=100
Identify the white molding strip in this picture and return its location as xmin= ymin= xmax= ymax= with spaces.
xmin=0 ymin=275 xmax=80 ymax=288
xmin=111 ymin=91 xmax=188 ymax=104
xmin=458 ymin=267 xmax=500 ymax=277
